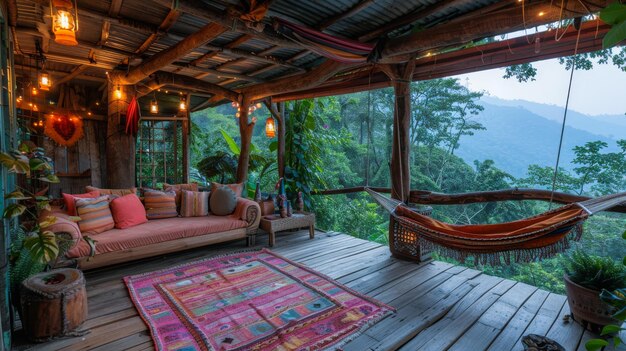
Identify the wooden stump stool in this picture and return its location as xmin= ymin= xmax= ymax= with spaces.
xmin=20 ymin=268 xmax=87 ymax=341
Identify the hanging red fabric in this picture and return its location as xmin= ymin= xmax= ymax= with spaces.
xmin=125 ymin=96 xmax=141 ymax=136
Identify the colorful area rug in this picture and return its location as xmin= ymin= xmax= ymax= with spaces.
xmin=124 ymin=249 xmax=394 ymax=350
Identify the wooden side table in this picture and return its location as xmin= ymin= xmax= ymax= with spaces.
xmin=259 ymin=212 xmax=315 ymax=246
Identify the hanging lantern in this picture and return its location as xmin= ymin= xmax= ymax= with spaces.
xmin=114 ymin=85 xmax=122 ymax=100
xmin=39 ymin=71 xmax=52 ymax=91
xmin=51 ymin=0 xmax=79 ymax=46
xmin=31 ymin=86 xmax=38 ymax=96
xmin=265 ymin=117 xmax=276 ymax=138
xmin=150 ymin=99 xmax=159 ymax=114
xmin=179 ymin=96 xmax=187 ymax=111
xmin=255 ymin=102 xmax=262 ymax=109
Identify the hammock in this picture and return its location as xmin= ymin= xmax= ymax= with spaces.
xmin=273 ymin=18 xmax=377 ymax=63
xmin=366 ymin=188 xmax=626 ymax=265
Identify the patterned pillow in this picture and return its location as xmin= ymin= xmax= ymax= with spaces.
xmin=143 ymin=190 xmax=178 ymax=219
xmin=210 ymin=182 xmax=244 ymax=198
xmin=75 ymin=196 xmax=115 ymax=234
xmin=163 ymin=183 xmax=199 ymax=210
xmin=180 ymin=190 xmax=210 ymax=217
xmin=86 ymin=186 xmax=137 ymax=197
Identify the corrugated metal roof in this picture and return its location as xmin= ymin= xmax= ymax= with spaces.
xmin=12 ymin=0 xmax=507 ymax=104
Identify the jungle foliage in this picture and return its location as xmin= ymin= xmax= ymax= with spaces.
xmin=191 ymin=77 xmax=626 ymax=294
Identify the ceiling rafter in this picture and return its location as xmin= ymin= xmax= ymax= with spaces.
xmin=358 ymin=0 xmax=472 ymax=42
xmin=318 ymin=0 xmax=377 ymax=31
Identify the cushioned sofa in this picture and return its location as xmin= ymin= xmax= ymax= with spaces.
xmin=46 ymin=197 xmax=261 ymax=270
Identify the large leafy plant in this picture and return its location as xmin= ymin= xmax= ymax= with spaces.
xmin=601 ymin=2 xmax=626 ymax=48
xmin=1 ymin=141 xmax=78 ymax=292
xmin=196 ymin=129 xmax=274 ymax=196
xmin=564 ymin=249 xmax=626 ymax=292
xmin=586 ymin=229 xmax=626 ymax=351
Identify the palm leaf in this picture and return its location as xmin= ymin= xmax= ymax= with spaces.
xmin=220 ymin=128 xmax=240 ymax=155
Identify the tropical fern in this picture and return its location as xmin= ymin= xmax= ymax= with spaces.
xmin=564 ymin=249 xmax=626 ymax=292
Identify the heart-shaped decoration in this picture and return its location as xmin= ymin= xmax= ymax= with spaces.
xmin=44 ymin=113 xmax=84 ymax=147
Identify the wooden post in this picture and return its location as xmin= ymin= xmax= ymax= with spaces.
xmin=381 ymin=61 xmax=415 ymax=202
xmin=264 ymin=99 xmax=286 ymax=178
xmin=181 ymin=93 xmax=190 ymax=183
xmin=277 ymin=102 xmax=286 ymax=178
xmin=236 ymin=95 xmax=255 ymax=183
xmin=105 ymin=81 xmax=135 ymax=188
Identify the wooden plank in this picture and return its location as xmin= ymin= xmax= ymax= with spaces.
xmin=398 ymin=274 xmax=508 ymax=350
xmin=343 ymin=268 xmax=481 ymax=351
xmin=90 ymin=330 xmax=152 ymax=351
xmin=511 ymin=293 xmax=567 ymax=351
xmin=486 ymin=289 xmax=550 ymax=351
xmin=86 ymin=121 xmax=102 ymax=187
xmin=545 ymin=302 xmax=585 ymax=351
xmin=369 ymin=261 xmax=456 ymax=302
xmin=444 ymin=282 xmax=538 ymax=351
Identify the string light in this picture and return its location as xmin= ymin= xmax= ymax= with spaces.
xmin=31 ymin=86 xmax=38 ymax=96
xmin=255 ymin=102 xmax=262 ymax=109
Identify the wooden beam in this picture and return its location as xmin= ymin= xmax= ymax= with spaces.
xmin=359 ymin=0 xmax=471 ymax=42
xmin=54 ymin=65 xmax=89 ymax=86
xmin=204 ymin=45 xmax=304 ymax=71
xmin=309 ymin=187 xmax=626 ymax=213
xmin=319 ymin=0 xmax=377 ymax=30
xmin=236 ymin=95 xmax=255 ymax=182
xmin=148 ymin=71 xmax=239 ymax=102
xmin=111 ymin=23 xmax=227 ymax=85
xmin=171 ymin=62 xmax=264 ymax=83
xmin=108 ymin=0 xmax=123 ymax=17
xmin=240 ymin=60 xmax=353 ymax=100
xmin=190 ymin=34 xmax=252 ymax=66
xmin=105 ymin=83 xmax=135 ymax=188
xmin=151 ymin=0 xmax=304 ymax=50
xmin=381 ymin=0 xmax=609 ymax=58
xmin=264 ymin=99 xmax=285 ymax=177
xmin=133 ymin=3 xmax=181 ymax=58
xmin=382 ymin=60 xmax=415 ymax=202
xmin=272 ymin=21 xmax=610 ymax=101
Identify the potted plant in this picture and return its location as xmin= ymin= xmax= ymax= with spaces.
xmin=0 ymin=141 xmax=93 ymax=309
xmin=585 ymin=229 xmax=626 ymax=351
xmin=563 ymin=249 xmax=626 ymax=331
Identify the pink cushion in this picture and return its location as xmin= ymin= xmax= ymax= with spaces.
xmin=110 ymin=194 xmax=148 ymax=229
xmin=62 ymin=190 xmax=100 ymax=216
xmin=66 ymin=216 xmax=248 ymax=258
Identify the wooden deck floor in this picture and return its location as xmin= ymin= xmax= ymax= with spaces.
xmin=13 ymin=230 xmax=601 ymax=351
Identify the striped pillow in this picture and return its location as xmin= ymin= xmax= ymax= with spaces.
xmin=75 ymin=196 xmax=115 ymax=234
xmin=163 ymin=183 xmax=199 ymax=210
xmin=143 ymin=190 xmax=178 ymax=219
xmin=180 ymin=190 xmax=210 ymax=217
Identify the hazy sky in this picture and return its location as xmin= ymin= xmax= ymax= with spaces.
xmin=455 ymin=58 xmax=626 ymax=116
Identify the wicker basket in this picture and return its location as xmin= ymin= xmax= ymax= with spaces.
xmin=389 ymin=204 xmax=433 ymax=262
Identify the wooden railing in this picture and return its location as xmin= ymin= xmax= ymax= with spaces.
xmin=312 ymin=187 xmax=626 ymax=213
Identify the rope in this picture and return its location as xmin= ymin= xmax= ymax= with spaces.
xmin=549 ymin=24 xmax=582 ymax=207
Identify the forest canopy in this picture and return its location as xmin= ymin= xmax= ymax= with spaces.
xmin=191 ymin=76 xmax=626 ymax=294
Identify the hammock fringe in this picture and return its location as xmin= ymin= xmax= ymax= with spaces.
xmin=409 ymin=223 xmax=584 ymax=266
xmin=365 ymin=187 xmax=626 ymax=266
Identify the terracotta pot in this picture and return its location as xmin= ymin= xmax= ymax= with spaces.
xmin=564 ymin=274 xmax=618 ymax=330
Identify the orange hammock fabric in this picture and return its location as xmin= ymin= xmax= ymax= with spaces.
xmin=367 ymin=188 xmax=626 ymax=264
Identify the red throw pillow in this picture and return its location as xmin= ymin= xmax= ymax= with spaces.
xmin=109 ymin=194 xmax=148 ymax=229
xmin=62 ymin=190 xmax=100 ymax=216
